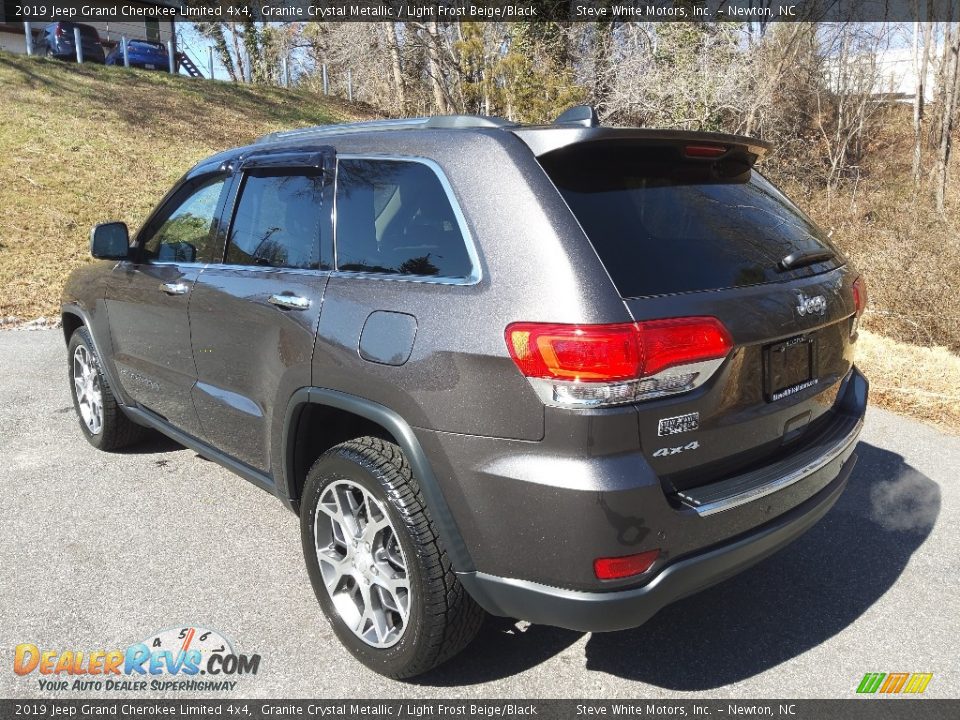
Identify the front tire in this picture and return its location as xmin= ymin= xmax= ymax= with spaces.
xmin=301 ymin=436 xmax=484 ymax=678
xmin=68 ymin=327 xmax=144 ymax=451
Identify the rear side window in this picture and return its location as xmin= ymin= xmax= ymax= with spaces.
xmin=335 ymin=159 xmax=473 ymax=279
xmin=539 ymin=144 xmax=840 ymax=298
xmin=225 ymin=172 xmax=325 ymax=270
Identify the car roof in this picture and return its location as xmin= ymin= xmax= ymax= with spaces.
xmin=253 ymin=107 xmax=770 ymax=159
xmin=192 ymin=106 xmax=770 ymax=177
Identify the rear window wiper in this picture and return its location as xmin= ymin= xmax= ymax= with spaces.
xmin=778 ymin=249 xmax=835 ymax=272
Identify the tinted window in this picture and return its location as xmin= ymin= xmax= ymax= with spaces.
xmin=225 ymin=172 xmax=325 ymax=270
xmin=58 ymin=23 xmax=100 ymax=41
xmin=335 ymin=159 xmax=473 ymax=279
xmin=539 ymin=144 xmax=840 ymax=297
xmin=141 ymin=175 xmax=226 ymax=263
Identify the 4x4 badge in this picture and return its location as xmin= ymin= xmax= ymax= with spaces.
xmin=796 ymin=292 xmax=827 ymax=316
xmin=653 ymin=441 xmax=700 ymax=457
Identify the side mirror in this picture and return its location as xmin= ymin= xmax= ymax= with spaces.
xmin=90 ymin=222 xmax=129 ymax=260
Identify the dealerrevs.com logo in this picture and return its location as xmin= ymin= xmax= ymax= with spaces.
xmin=13 ymin=626 xmax=260 ymax=692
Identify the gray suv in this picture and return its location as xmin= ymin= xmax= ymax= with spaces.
xmin=62 ymin=107 xmax=868 ymax=678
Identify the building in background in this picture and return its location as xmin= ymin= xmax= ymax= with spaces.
xmin=0 ymin=0 xmax=178 ymax=58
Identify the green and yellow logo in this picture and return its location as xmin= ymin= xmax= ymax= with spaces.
xmin=856 ymin=672 xmax=933 ymax=694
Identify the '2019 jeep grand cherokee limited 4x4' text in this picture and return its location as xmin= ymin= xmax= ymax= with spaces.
xmin=62 ymin=107 xmax=868 ymax=678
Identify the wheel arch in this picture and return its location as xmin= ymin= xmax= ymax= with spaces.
xmin=61 ymin=308 xmax=85 ymax=346
xmin=282 ymin=387 xmax=476 ymax=574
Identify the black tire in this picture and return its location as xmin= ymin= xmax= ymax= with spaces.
xmin=301 ymin=436 xmax=484 ymax=678
xmin=67 ymin=327 xmax=144 ymax=451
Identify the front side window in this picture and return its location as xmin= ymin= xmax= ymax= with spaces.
xmin=225 ymin=172 xmax=325 ymax=270
xmin=140 ymin=175 xmax=226 ymax=263
xmin=335 ymin=159 xmax=473 ymax=279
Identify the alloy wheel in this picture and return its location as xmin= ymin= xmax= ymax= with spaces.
xmin=72 ymin=344 xmax=103 ymax=435
xmin=314 ymin=479 xmax=410 ymax=648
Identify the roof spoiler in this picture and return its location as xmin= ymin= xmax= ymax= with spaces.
xmin=513 ymin=125 xmax=772 ymax=164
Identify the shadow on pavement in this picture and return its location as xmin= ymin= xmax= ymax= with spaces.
xmin=416 ymin=442 xmax=939 ymax=688
xmin=116 ymin=430 xmax=184 ymax=455
xmin=412 ymin=615 xmax=583 ymax=687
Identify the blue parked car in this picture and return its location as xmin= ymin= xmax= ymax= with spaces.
xmin=105 ymin=39 xmax=169 ymax=71
xmin=37 ymin=22 xmax=105 ymax=64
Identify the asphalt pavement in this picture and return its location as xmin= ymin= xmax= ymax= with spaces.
xmin=1 ymin=328 xmax=957 ymax=699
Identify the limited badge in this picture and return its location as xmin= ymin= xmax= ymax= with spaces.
xmin=658 ymin=412 xmax=700 ymax=436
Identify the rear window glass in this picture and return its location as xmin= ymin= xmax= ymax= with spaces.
xmin=335 ymin=159 xmax=474 ymax=279
xmin=539 ymin=143 xmax=840 ymax=298
xmin=130 ymin=40 xmax=164 ymax=52
xmin=60 ymin=23 xmax=100 ymax=41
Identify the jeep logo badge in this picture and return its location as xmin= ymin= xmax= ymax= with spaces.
xmin=796 ymin=293 xmax=827 ymax=316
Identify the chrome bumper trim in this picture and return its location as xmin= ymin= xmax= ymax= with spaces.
xmin=680 ymin=417 xmax=863 ymax=517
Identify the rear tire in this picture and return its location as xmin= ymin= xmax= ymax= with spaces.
xmin=68 ymin=327 xmax=144 ymax=451
xmin=301 ymin=436 xmax=484 ymax=678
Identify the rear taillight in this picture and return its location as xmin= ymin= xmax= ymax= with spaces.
xmin=851 ymin=275 xmax=867 ymax=339
xmin=505 ymin=317 xmax=733 ymax=408
xmin=852 ymin=276 xmax=867 ymax=317
xmin=55 ymin=25 xmax=63 ymax=38
xmin=505 ymin=323 xmax=640 ymax=382
xmin=594 ymin=549 xmax=660 ymax=580
xmin=639 ymin=318 xmax=734 ymax=376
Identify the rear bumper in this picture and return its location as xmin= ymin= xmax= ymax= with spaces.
xmin=459 ymin=448 xmax=856 ymax=632
xmin=449 ymin=366 xmax=867 ymax=630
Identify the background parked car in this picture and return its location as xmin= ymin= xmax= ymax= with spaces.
xmin=105 ymin=39 xmax=169 ymax=71
xmin=36 ymin=22 xmax=105 ymax=64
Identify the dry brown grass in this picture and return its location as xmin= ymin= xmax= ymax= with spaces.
xmin=777 ymin=107 xmax=960 ymax=354
xmin=856 ymin=329 xmax=960 ymax=432
xmin=772 ymin=107 xmax=960 ymax=432
xmin=0 ymin=51 xmax=369 ymax=319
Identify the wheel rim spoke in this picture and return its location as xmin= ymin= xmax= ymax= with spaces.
xmin=314 ymin=478 xmax=410 ymax=649
xmin=72 ymin=345 xmax=102 ymax=435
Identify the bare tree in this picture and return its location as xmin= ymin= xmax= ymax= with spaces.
xmin=913 ymin=19 xmax=934 ymax=185
xmin=383 ymin=23 xmax=405 ymax=110
xmin=814 ymin=24 xmax=893 ymax=195
xmin=935 ymin=22 xmax=960 ymax=213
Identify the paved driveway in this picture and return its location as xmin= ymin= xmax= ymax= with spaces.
xmin=1 ymin=329 xmax=957 ymax=698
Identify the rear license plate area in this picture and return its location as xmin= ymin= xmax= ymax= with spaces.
xmin=765 ymin=335 xmax=817 ymax=401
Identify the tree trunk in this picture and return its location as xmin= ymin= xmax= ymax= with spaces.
xmin=426 ymin=22 xmax=448 ymax=114
xmin=592 ymin=21 xmax=614 ymax=116
xmin=383 ymin=23 xmax=405 ymax=112
xmin=229 ymin=22 xmax=247 ymax=84
xmin=913 ymin=20 xmax=933 ymax=184
xmin=936 ymin=23 xmax=960 ymax=214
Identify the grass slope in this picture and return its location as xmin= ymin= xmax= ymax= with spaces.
xmin=1 ymin=51 xmax=957 ymax=432
xmin=0 ymin=51 xmax=368 ymax=319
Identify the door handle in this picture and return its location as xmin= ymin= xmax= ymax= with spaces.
xmin=268 ymin=294 xmax=311 ymax=311
xmin=160 ymin=282 xmax=189 ymax=296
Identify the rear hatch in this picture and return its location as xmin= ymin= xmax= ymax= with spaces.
xmin=59 ymin=23 xmax=103 ymax=57
xmin=533 ymin=136 xmax=861 ymax=493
